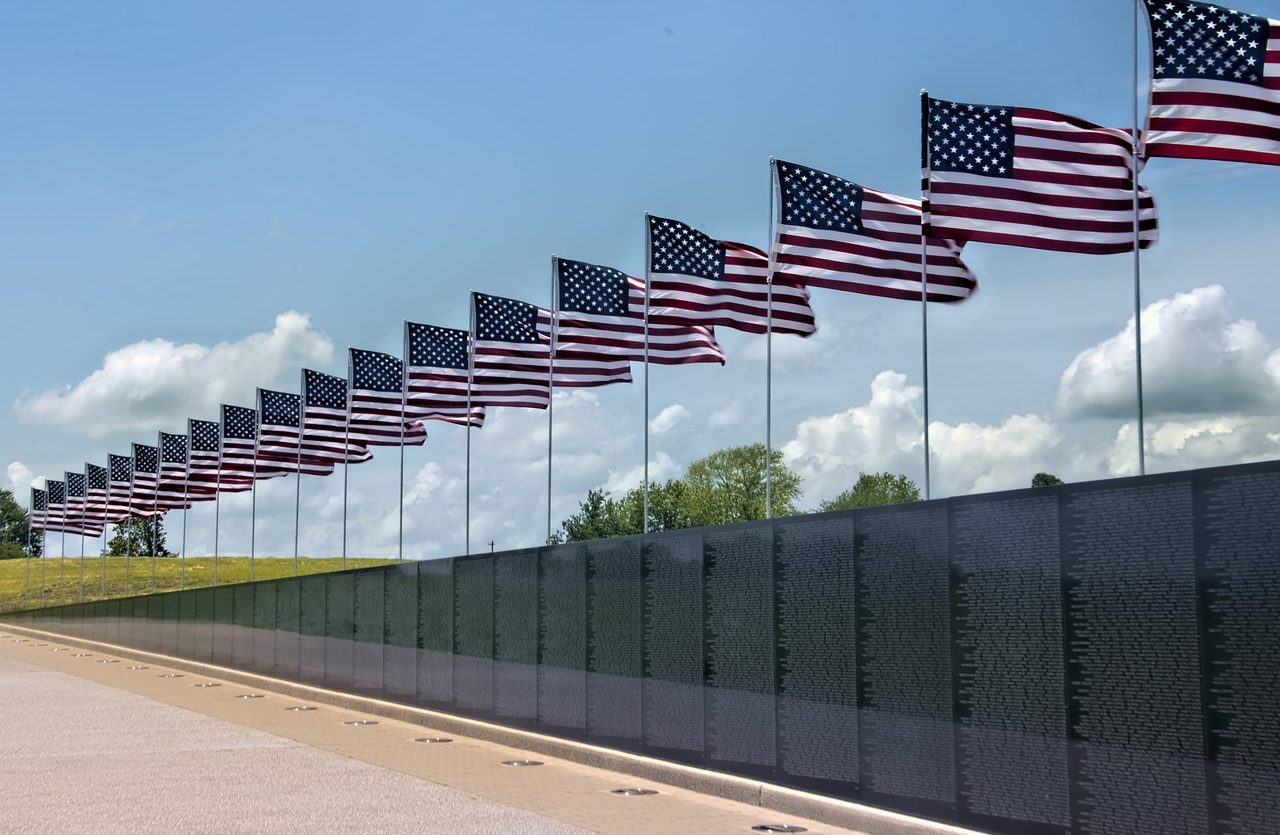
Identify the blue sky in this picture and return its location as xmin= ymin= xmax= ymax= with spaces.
xmin=5 ymin=1 xmax=1280 ymax=557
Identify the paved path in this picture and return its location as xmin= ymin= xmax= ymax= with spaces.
xmin=0 ymin=631 xmax=852 ymax=834
xmin=0 ymin=650 xmax=584 ymax=834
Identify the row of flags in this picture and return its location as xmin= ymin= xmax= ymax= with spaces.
xmin=24 ymin=0 xmax=1280 ymax=546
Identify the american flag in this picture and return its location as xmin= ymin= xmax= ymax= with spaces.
xmin=1143 ymin=0 xmax=1280 ymax=165
xmin=470 ymin=292 xmax=553 ymax=409
xmin=131 ymin=444 xmax=167 ymax=516
xmin=258 ymin=389 xmax=338 ymax=474
xmin=221 ymin=405 xmax=293 ymax=483
xmin=158 ymin=431 xmax=212 ymax=505
xmin=105 ymin=454 xmax=134 ymax=523
xmin=301 ymin=369 xmax=374 ymax=464
xmin=86 ymin=464 xmax=109 ymax=534
xmin=925 ymin=96 xmax=1159 ymax=254
xmin=646 ymin=215 xmax=817 ymax=336
xmin=405 ymin=323 xmax=487 ymax=427
xmin=45 ymin=479 xmax=68 ymax=534
xmin=186 ymin=418 xmax=248 ymax=494
xmin=349 ymin=349 xmax=428 ymax=447
xmin=64 ymin=471 xmax=101 ymax=536
xmin=31 ymin=488 xmax=47 ymax=532
xmin=771 ymin=160 xmax=978 ymax=302
xmin=555 ymin=258 xmax=726 ymax=368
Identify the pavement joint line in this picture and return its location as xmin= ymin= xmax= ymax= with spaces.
xmin=0 ymin=621 xmax=984 ymax=835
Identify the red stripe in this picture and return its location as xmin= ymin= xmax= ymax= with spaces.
xmin=1016 ymin=142 xmax=1131 ymax=170
xmin=1149 ymin=116 xmax=1280 ymax=143
xmin=1153 ymin=89 xmax=1280 ymax=118
xmin=1015 ymin=106 xmax=1114 ymax=133
xmin=777 ymin=252 xmax=976 ymax=289
xmin=934 ymin=203 xmax=1156 ymax=234
xmin=931 ymin=227 xmax=1155 ymax=254
xmin=932 ymin=181 xmax=1149 ymax=215
xmin=1144 ymin=140 xmax=1280 ymax=165
xmin=1015 ymin=123 xmax=1133 ymax=153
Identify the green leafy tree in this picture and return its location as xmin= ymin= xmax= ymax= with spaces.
xmin=104 ymin=517 xmax=172 ymax=557
xmin=557 ymin=444 xmax=803 ymax=542
xmin=819 ymin=471 xmax=921 ymax=512
xmin=0 ymin=489 xmax=38 ymax=558
xmin=1031 ymin=472 xmax=1065 ymax=488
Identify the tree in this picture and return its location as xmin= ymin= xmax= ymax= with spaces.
xmin=819 ymin=471 xmax=921 ymax=512
xmin=1031 ymin=472 xmax=1065 ymax=488
xmin=104 ymin=517 xmax=172 ymax=557
xmin=0 ymin=489 xmax=37 ymax=558
xmin=557 ymin=444 xmax=803 ymax=542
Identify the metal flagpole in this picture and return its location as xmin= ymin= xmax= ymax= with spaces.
xmin=547 ymin=258 xmax=557 ymax=545
xmin=78 ymin=475 xmax=86 ymax=603
xmin=399 ymin=326 xmax=408 ymax=561
xmin=342 ymin=349 xmax=352 ymax=569
xmin=101 ymin=481 xmax=110 ymax=596
xmin=642 ymin=216 xmax=651 ymax=533
xmin=59 ymin=509 xmax=66 ymax=605
xmin=150 ymin=475 xmax=159 ymax=594
xmin=765 ymin=160 xmax=776 ymax=520
xmin=23 ymin=494 xmax=32 ymax=606
xmin=920 ymin=89 xmax=933 ymax=500
xmin=124 ymin=476 xmax=134 ymax=595
xmin=294 ymin=370 xmax=304 ymax=577
xmin=181 ymin=425 xmax=191 ymax=589
xmin=214 ymin=415 xmax=223 ymax=586
xmin=250 ymin=400 xmax=260 ymax=582
xmin=466 ymin=298 xmax=475 ymax=555
xmin=40 ymin=528 xmax=47 ymax=608
xmin=1132 ymin=0 xmax=1147 ymax=475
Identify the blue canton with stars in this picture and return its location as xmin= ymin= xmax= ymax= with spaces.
xmin=556 ymin=259 xmax=629 ymax=316
xmin=133 ymin=444 xmax=158 ymax=474
xmin=222 ymin=405 xmax=257 ymax=440
xmin=1149 ymin=0 xmax=1269 ymax=83
xmin=66 ymin=472 xmax=86 ymax=497
xmin=109 ymin=454 xmax=133 ymax=482
xmin=647 ymin=216 xmax=725 ymax=279
xmin=351 ymin=349 xmax=405 ymax=392
xmin=161 ymin=432 xmax=187 ymax=463
xmin=305 ymin=369 xmax=348 ymax=409
xmin=776 ymin=160 xmax=864 ymax=233
xmin=260 ymin=389 xmax=301 ymax=427
xmin=32 ymin=489 xmax=46 ymax=512
xmin=87 ymin=464 xmax=107 ymax=491
xmin=47 ymin=480 xmax=65 ymax=505
xmin=408 ymin=323 xmax=469 ymax=369
xmin=474 ymin=293 xmax=539 ymax=343
xmin=927 ymin=97 xmax=1016 ymax=177
xmin=190 ymin=420 xmax=220 ymax=452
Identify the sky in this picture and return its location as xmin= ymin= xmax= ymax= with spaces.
xmin=4 ymin=0 xmax=1280 ymax=559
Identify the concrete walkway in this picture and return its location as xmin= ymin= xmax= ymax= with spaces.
xmin=0 ymin=631 xmax=856 ymax=834
xmin=0 ymin=651 xmax=585 ymax=834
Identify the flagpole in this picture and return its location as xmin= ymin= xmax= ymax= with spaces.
xmin=23 ymin=494 xmax=32 ymax=606
xmin=59 ymin=509 xmax=66 ymax=605
xmin=150 ymin=473 xmax=159 ymax=594
xmin=342 ymin=349 xmax=352 ymax=570
xmin=124 ymin=477 xmax=133 ymax=595
xmin=642 ymin=215 xmax=651 ymax=533
xmin=466 ymin=297 xmax=475 ymax=555
xmin=1132 ymin=0 xmax=1147 ymax=476
xmin=78 ymin=477 xmax=86 ymax=603
xmin=765 ymin=159 xmax=776 ymax=520
xmin=920 ymin=89 xmax=933 ymax=500
xmin=214 ymin=417 xmax=223 ymax=586
xmin=181 ymin=426 xmax=190 ymax=589
xmin=294 ymin=370 xmax=304 ymax=577
xmin=250 ymin=401 xmax=260 ymax=583
xmin=101 ymin=481 xmax=110 ymax=596
xmin=399 ymin=325 xmax=408 ymax=561
xmin=547 ymin=258 xmax=557 ymax=545
xmin=40 ymin=527 xmax=47 ymax=608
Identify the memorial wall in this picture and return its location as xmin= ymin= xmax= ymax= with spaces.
xmin=10 ymin=459 xmax=1279 ymax=835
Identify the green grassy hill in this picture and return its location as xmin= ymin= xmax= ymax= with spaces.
xmin=0 ymin=556 xmax=396 ymax=614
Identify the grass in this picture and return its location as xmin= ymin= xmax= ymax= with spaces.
xmin=0 ymin=556 xmax=397 ymax=614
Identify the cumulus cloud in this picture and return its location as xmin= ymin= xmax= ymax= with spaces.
xmin=1057 ymin=285 xmax=1280 ymax=420
xmin=650 ymin=404 xmax=690 ymax=434
xmin=1100 ymin=417 xmax=1280 ymax=477
xmin=708 ymin=398 xmax=749 ymax=430
xmin=13 ymin=311 xmax=334 ymax=438
xmin=6 ymin=462 xmax=34 ymax=495
xmin=783 ymin=370 xmax=1059 ymax=501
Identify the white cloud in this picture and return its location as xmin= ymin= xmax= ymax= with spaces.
xmin=603 ymin=451 xmax=681 ymax=494
xmin=6 ymin=462 xmax=34 ymax=495
xmin=1057 ymin=285 xmax=1280 ymax=420
xmin=13 ymin=311 xmax=334 ymax=437
xmin=650 ymin=404 xmax=690 ymax=434
xmin=708 ymin=398 xmax=749 ymax=430
xmin=1101 ymin=417 xmax=1280 ymax=477
xmin=783 ymin=370 xmax=1060 ymax=502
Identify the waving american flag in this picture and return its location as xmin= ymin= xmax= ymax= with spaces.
xmin=45 ymin=479 xmax=68 ymax=534
xmin=349 ymin=349 xmax=428 ymax=447
xmin=925 ymin=95 xmax=1159 ymax=254
xmin=30 ymin=488 xmax=47 ymax=532
xmin=86 ymin=464 xmax=109 ymax=533
xmin=1144 ymin=0 xmax=1280 ymax=165
xmin=301 ymin=369 xmax=374 ymax=464
xmin=106 ymin=454 xmax=134 ymax=523
xmin=405 ymin=323 xmax=486 ymax=428
xmin=470 ymin=292 xmax=553 ymax=409
xmin=258 ymin=388 xmax=338 ymax=474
